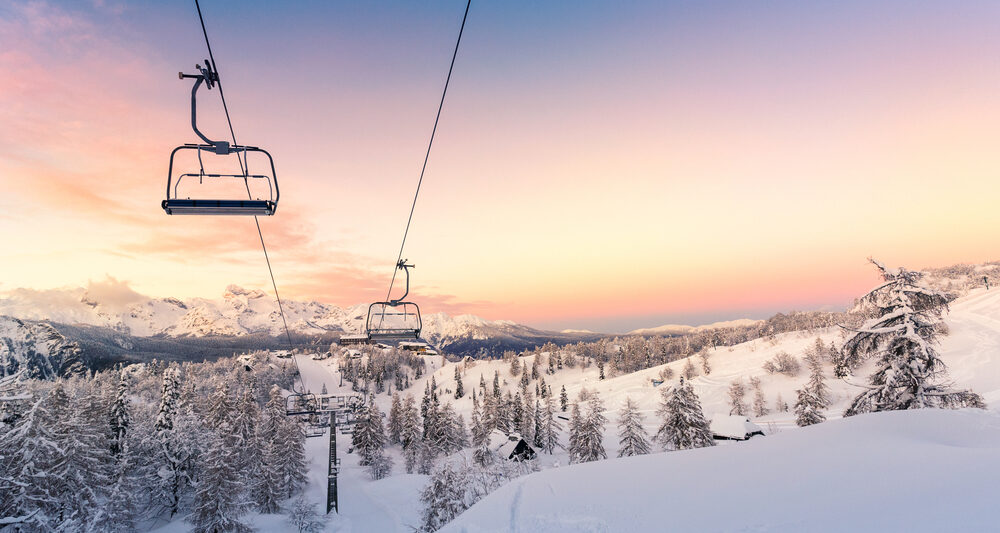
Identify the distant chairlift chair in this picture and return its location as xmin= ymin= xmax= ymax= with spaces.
xmin=163 ymin=60 xmax=278 ymax=216
xmin=366 ymin=260 xmax=423 ymax=341
xmin=285 ymin=392 xmax=318 ymax=416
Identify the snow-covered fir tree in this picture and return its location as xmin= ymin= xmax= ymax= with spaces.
xmin=257 ymin=386 xmax=289 ymax=513
xmin=794 ymin=342 xmax=831 ymax=426
xmin=568 ymin=390 xmax=607 ymax=463
xmin=656 ymin=376 xmax=715 ymax=451
xmin=419 ymin=462 xmax=470 ymax=532
xmin=559 ymin=385 xmax=568 ymax=412
xmin=288 ymin=495 xmax=324 ymax=533
xmin=234 ymin=377 xmax=264 ymax=507
xmin=109 ymin=367 xmax=130 ymax=458
xmin=699 ymin=347 xmax=712 ymax=375
xmin=388 ymin=392 xmax=403 ymax=445
xmin=352 ymin=394 xmax=388 ymax=468
xmin=154 ymin=367 xmax=191 ymax=517
xmin=682 ymin=356 xmax=699 ymax=380
xmin=189 ymin=430 xmax=252 ymax=533
xmin=837 ymin=259 xmax=984 ymax=415
xmin=0 ymin=393 xmax=64 ymax=529
xmin=454 ymin=366 xmax=465 ymax=399
xmin=774 ymin=392 xmax=789 ymax=413
xmin=541 ymin=394 xmax=562 ymax=454
xmin=531 ymin=398 xmax=544 ymax=449
xmin=750 ymin=376 xmax=769 ymax=417
xmin=401 ymin=395 xmax=423 ymax=473
xmin=727 ymin=378 xmax=748 ymax=416
xmin=617 ymin=396 xmax=651 ymax=457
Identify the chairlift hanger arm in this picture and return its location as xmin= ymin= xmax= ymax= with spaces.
xmin=390 ymin=260 xmax=415 ymax=304
xmin=178 ymin=60 xmax=230 ymax=154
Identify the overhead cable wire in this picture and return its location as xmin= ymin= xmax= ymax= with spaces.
xmin=193 ymin=0 xmax=301 ymax=391
xmin=382 ymin=0 xmax=472 ymax=303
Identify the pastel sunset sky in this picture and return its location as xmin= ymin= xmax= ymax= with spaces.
xmin=2 ymin=0 xmax=999 ymax=332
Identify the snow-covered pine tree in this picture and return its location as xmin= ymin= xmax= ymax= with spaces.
xmin=280 ymin=415 xmax=309 ymax=498
xmin=419 ymin=462 xmax=470 ymax=532
xmin=401 ymin=395 xmax=423 ymax=473
xmin=542 ymin=394 xmax=562 ymax=454
xmin=416 ymin=438 xmax=437 ymax=475
xmin=511 ymin=390 xmax=524 ymax=430
xmin=352 ymin=395 xmax=387 ymax=467
xmin=794 ymin=387 xmax=826 ymax=426
xmin=0 ymin=395 xmax=63 ymax=530
xmin=682 ymin=356 xmax=698 ymax=380
xmin=727 ymin=378 xmax=748 ymax=416
xmin=793 ymin=341 xmax=831 ymax=428
xmin=154 ymin=368 xmax=190 ymax=517
xmin=435 ymin=402 xmax=466 ymax=454
xmin=531 ymin=398 xmax=544 ymax=449
xmin=58 ymin=382 xmax=113 ymax=525
xmin=837 ymin=259 xmax=984 ymax=415
xmin=774 ymin=392 xmax=789 ymax=413
xmin=699 ymin=347 xmax=712 ymax=375
xmin=288 ymin=495 xmax=325 ymax=533
xmin=454 ymin=366 xmax=465 ymax=399
xmin=559 ymin=385 xmax=568 ymax=412
xmin=89 ymin=438 xmax=141 ymax=533
xmin=570 ymin=390 xmax=607 ymax=463
xmin=109 ymin=367 xmax=130 ymax=458
xmin=656 ymin=376 xmax=715 ymax=451
xmin=750 ymin=376 xmax=769 ymax=417
xmin=257 ymin=386 xmax=288 ymax=513
xmin=189 ymin=431 xmax=252 ymax=533
xmin=234 ymin=377 xmax=263 ymax=506
xmin=470 ymin=393 xmax=486 ymax=447
xmin=388 ymin=392 xmax=403 ymax=445
xmin=617 ymin=396 xmax=651 ymax=457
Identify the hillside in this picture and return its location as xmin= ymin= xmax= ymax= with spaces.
xmin=441 ymin=409 xmax=1000 ymax=532
xmin=262 ymin=287 xmax=1000 ymax=532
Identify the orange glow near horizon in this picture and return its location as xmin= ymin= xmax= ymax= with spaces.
xmin=2 ymin=1 xmax=1000 ymax=332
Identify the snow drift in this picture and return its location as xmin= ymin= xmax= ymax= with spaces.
xmin=442 ymin=408 xmax=1000 ymax=533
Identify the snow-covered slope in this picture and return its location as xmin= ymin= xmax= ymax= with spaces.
xmin=0 ymin=316 xmax=83 ymax=379
xmin=186 ymin=287 xmax=1000 ymax=533
xmin=441 ymin=409 xmax=1000 ymax=533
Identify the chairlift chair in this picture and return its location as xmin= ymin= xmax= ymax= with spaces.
xmin=366 ymin=260 xmax=423 ymax=340
xmin=285 ymin=392 xmax=318 ymax=416
xmin=163 ymin=60 xmax=278 ymax=216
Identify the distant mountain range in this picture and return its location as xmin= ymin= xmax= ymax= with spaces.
xmin=0 ymin=285 xmax=611 ymax=374
xmin=627 ymin=318 xmax=764 ymax=337
xmin=0 ymin=283 xmax=785 ymax=377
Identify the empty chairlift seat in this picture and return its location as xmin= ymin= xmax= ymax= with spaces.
xmin=366 ymin=260 xmax=423 ymax=341
xmin=162 ymin=61 xmax=279 ymax=216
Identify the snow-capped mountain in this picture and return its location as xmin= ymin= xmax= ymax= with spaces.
xmin=0 ymin=316 xmax=84 ymax=379
xmin=627 ymin=318 xmax=764 ymax=336
xmin=0 ymin=285 xmax=600 ymax=355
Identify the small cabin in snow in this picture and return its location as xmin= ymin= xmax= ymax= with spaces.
xmin=487 ymin=430 xmax=536 ymax=461
xmin=709 ymin=414 xmax=764 ymax=441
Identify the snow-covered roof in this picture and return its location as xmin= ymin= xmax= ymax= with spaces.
xmin=709 ymin=414 xmax=763 ymax=439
